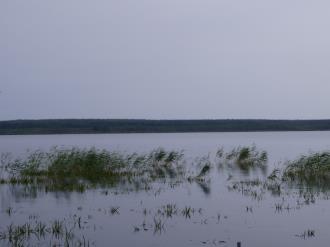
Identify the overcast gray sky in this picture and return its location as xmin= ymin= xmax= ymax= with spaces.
xmin=1 ymin=0 xmax=330 ymax=120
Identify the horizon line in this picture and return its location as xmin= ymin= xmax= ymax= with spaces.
xmin=2 ymin=118 xmax=330 ymax=122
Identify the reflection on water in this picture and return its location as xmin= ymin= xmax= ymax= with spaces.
xmin=1 ymin=132 xmax=330 ymax=246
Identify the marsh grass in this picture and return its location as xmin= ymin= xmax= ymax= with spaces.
xmin=5 ymin=207 xmax=13 ymax=216
xmin=153 ymin=218 xmax=165 ymax=234
xmin=182 ymin=206 xmax=194 ymax=218
xmin=0 ymin=214 xmax=93 ymax=247
xmin=186 ymin=156 xmax=213 ymax=196
xmin=1 ymin=147 xmax=185 ymax=191
xmin=110 ymin=207 xmax=120 ymax=215
xmin=231 ymin=151 xmax=330 ymax=199
xmin=283 ymin=151 xmax=330 ymax=188
xmin=295 ymin=229 xmax=315 ymax=239
xmin=217 ymin=145 xmax=268 ymax=173
xmin=159 ymin=204 xmax=177 ymax=218
xmin=51 ymin=220 xmax=64 ymax=237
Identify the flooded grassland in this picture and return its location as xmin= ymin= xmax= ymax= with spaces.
xmin=1 ymin=132 xmax=330 ymax=247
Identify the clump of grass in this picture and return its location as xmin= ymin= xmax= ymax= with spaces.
xmin=51 ymin=220 xmax=64 ymax=237
xmin=295 ymin=229 xmax=315 ymax=239
xmin=110 ymin=207 xmax=120 ymax=215
xmin=153 ymin=218 xmax=165 ymax=234
xmin=147 ymin=149 xmax=185 ymax=178
xmin=217 ymin=145 xmax=268 ymax=172
xmin=267 ymin=169 xmax=280 ymax=181
xmin=1 ymin=223 xmax=34 ymax=246
xmin=283 ymin=151 xmax=330 ymax=187
xmin=0 ymin=218 xmax=90 ymax=247
xmin=159 ymin=204 xmax=177 ymax=218
xmin=196 ymin=164 xmax=211 ymax=178
xmin=182 ymin=206 xmax=194 ymax=218
xmin=5 ymin=207 xmax=13 ymax=216
xmin=2 ymin=147 xmax=185 ymax=191
xmin=35 ymin=222 xmax=47 ymax=237
xmin=188 ymin=156 xmax=212 ymax=183
xmin=228 ymin=179 xmax=265 ymax=201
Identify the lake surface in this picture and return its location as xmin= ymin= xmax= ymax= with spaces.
xmin=1 ymin=131 xmax=330 ymax=247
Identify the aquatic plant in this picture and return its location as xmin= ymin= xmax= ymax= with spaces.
xmin=158 ymin=204 xmax=178 ymax=218
xmin=283 ymin=151 xmax=330 ymax=188
xmin=267 ymin=168 xmax=280 ymax=181
xmin=51 ymin=220 xmax=64 ymax=237
xmin=153 ymin=218 xmax=165 ymax=234
xmin=217 ymin=145 xmax=268 ymax=172
xmin=196 ymin=164 xmax=211 ymax=178
xmin=1 ymin=147 xmax=185 ymax=192
xmin=35 ymin=221 xmax=47 ymax=237
xmin=187 ymin=156 xmax=212 ymax=185
xmin=0 ymin=213 xmax=94 ymax=247
xmin=182 ymin=206 xmax=193 ymax=218
xmin=110 ymin=207 xmax=120 ymax=215
xmin=295 ymin=229 xmax=315 ymax=239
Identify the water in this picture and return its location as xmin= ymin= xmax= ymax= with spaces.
xmin=1 ymin=131 xmax=330 ymax=246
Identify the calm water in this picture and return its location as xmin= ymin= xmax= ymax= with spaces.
xmin=1 ymin=131 xmax=330 ymax=247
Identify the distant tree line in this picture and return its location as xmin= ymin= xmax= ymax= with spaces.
xmin=0 ymin=119 xmax=330 ymax=135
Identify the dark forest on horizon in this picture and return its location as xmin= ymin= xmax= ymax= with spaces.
xmin=1 ymin=119 xmax=330 ymax=135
